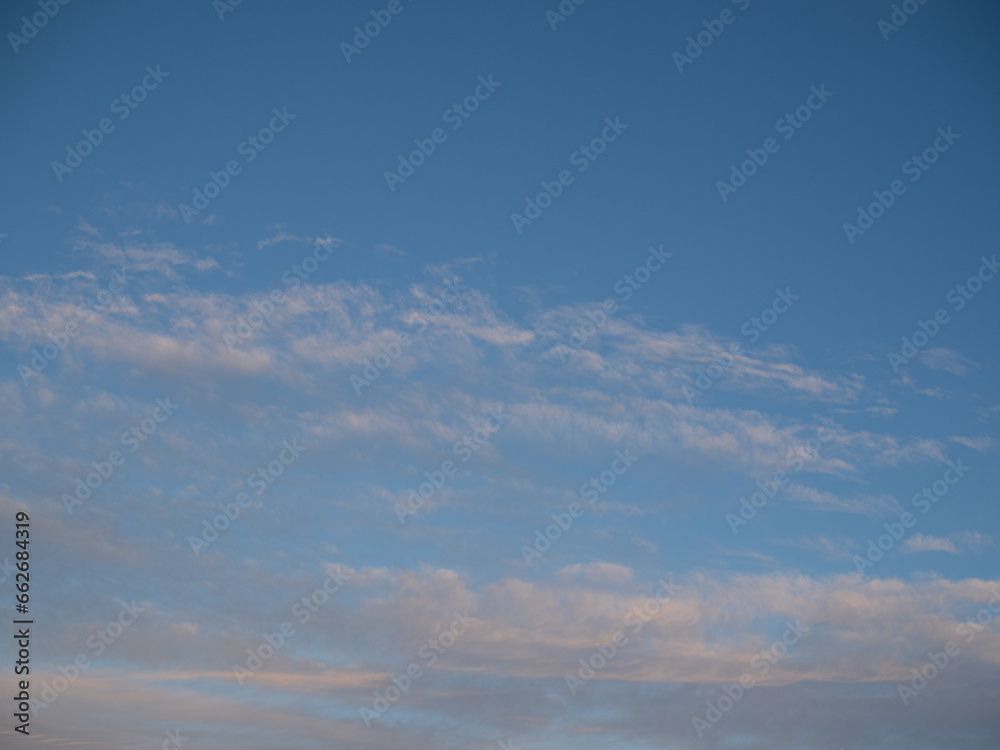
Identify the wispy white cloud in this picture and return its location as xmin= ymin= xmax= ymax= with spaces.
xmin=784 ymin=534 xmax=856 ymax=560
xmin=901 ymin=533 xmax=958 ymax=553
xmin=901 ymin=531 xmax=993 ymax=555
xmin=919 ymin=347 xmax=979 ymax=375
xmin=257 ymin=230 xmax=344 ymax=249
xmin=375 ymin=243 xmax=407 ymax=258
xmin=894 ymin=372 xmax=952 ymax=399
xmin=784 ymin=485 xmax=900 ymax=516
xmin=948 ymin=434 xmax=998 ymax=454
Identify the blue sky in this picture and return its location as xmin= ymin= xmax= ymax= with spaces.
xmin=1 ymin=0 xmax=999 ymax=748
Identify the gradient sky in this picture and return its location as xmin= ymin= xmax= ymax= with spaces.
xmin=1 ymin=0 xmax=999 ymax=748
